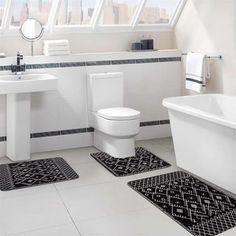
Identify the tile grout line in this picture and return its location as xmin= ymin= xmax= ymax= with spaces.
xmin=5 ymin=223 xmax=72 ymax=236
xmin=53 ymin=184 xmax=82 ymax=236
xmin=72 ymin=206 xmax=154 ymax=224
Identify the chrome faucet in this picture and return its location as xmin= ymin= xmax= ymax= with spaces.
xmin=11 ymin=51 xmax=26 ymax=74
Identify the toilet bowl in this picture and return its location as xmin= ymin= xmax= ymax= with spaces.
xmin=87 ymin=72 xmax=140 ymax=158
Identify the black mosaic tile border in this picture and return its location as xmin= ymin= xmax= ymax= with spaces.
xmin=60 ymin=128 xmax=87 ymax=135
xmin=140 ymin=120 xmax=160 ymax=127
xmin=0 ymin=136 xmax=6 ymax=142
xmin=0 ymin=120 xmax=170 ymax=142
xmin=0 ymin=57 xmax=181 ymax=71
xmin=59 ymin=62 xmax=86 ymax=68
xmin=31 ymin=131 xmax=61 ymax=138
xmin=140 ymin=119 xmax=170 ymax=127
xmin=159 ymin=119 xmax=170 ymax=125
xmin=30 ymin=127 xmax=94 ymax=139
xmin=135 ymin=58 xmax=158 ymax=63
xmin=111 ymin=59 xmax=136 ymax=65
xmin=159 ymin=57 xmax=181 ymax=62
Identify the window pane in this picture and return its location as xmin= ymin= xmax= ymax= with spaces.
xmin=10 ymin=0 xmax=52 ymax=27
xmin=56 ymin=0 xmax=97 ymax=25
xmin=139 ymin=0 xmax=181 ymax=24
xmin=100 ymin=0 xmax=139 ymax=25
xmin=0 ymin=0 xmax=5 ymax=26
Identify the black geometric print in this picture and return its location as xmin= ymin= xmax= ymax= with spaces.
xmin=0 ymin=157 xmax=79 ymax=191
xmin=91 ymin=147 xmax=170 ymax=177
xmin=128 ymin=171 xmax=236 ymax=236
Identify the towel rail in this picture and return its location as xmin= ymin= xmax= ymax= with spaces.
xmin=182 ymin=53 xmax=222 ymax=60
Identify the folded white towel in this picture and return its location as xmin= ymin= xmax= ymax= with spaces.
xmin=44 ymin=45 xmax=70 ymax=52
xmin=0 ymin=53 xmax=5 ymax=58
xmin=44 ymin=40 xmax=69 ymax=47
xmin=43 ymin=50 xmax=70 ymax=56
xmin=43 ymin=39 xmax=71 ymax=56
xmin=185 ymin=52 xmax=210 ymax=93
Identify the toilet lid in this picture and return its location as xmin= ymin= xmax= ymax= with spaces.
xmin=97 ymin=107 xmax=140 ymax=121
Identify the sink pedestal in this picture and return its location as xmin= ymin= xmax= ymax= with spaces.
xmin=0 ymin=73 xmax=58 ymax=162
xmin=7 ymin=93 xmax=31 ymax=161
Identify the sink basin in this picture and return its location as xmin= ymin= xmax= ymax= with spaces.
xmin=0 ymin=73 xmax=58 ymax=94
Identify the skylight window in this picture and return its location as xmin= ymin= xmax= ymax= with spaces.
xmin=139 ymin=0 xmax=181 ymax=24
xmin=10 ymin=0 xmax=53 ymax=27
xmin=0 ymin=0 xmax=186 ymax=32
xmin=99 ymin=0 xmax=139 ymax=25
xmin=56 ymin=0 xmax=98 ymax=25
xmin=0 ymin=0 xmax=5 ymax=27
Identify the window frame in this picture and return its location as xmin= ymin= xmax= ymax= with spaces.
xmin=54 ymin=0 xmax=101 ymax=29
xmin=96 ymin=0 xmax=143 ymax=28
xmin=0 ymin=0 xmax=11 ymax=32
xmin=2 ymin=0 xmax=55 ymax=34
xmin=134 ymin=0 xmax=186 ymax=32
xmin=0 ymin=0 xmax=186 ymax=35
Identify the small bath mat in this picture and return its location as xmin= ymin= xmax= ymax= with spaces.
xmin=0 ymin=157 xmax=79 ymax=191
xmin=128 ymin=171 xmax=236 ymax=236
xmin=90 ymin=147 xmax=170 ymax=177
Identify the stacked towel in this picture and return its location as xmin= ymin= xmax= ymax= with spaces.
xmin=43 ymin=40 xmax=70 ymax=56
xmin=185 ymin=53 xmax=210 ymax=93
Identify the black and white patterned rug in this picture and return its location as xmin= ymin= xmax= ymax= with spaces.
xmin=90 ymin=147 xmax=170 ymax=177
xmin=0 ymin=157 xmax=79 ymax=191
xmin=128 ymin=171 xmax=236 ymax=236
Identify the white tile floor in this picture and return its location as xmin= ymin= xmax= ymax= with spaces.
xmin=0 ymin=138 xmax=235 ymax=236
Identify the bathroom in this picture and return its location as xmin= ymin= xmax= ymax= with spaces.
xmin=0 ymin=0 xmax=235 ymax=235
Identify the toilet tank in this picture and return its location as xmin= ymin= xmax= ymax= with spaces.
xmin=87 ymin=72 xmax=124 ymax=111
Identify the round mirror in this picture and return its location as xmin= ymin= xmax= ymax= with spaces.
xmin=20 ymin=18 xmax=43 ymax=41
xmin=20 ymin=18 xmax=44 ymax=56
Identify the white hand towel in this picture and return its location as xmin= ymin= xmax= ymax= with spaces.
xmin=44 ymin=40 xmax=69 ymax=47
xmin=43 ymin=50 xmax=70 ymax=56
xmin=0 ymin=53 xmax=5 ymax=58
xmin=185 ymin=52 xmax=210 ymax=93
xmin=44 ymin=45 xmax=70 ymax=52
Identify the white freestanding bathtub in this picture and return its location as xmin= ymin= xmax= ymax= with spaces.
xmin=163 ymin=94 xmax=236 ymax=194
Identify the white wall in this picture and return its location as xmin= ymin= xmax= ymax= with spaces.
xmin=175 ymin=0 xmax=235 ymax=95
xmin=0 ymin=50 xmax=182 ymax=157
xmin=0 ymin=31 xmax=175 ymax=56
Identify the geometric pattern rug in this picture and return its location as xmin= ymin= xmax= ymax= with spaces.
xmin=128 ymin=171 xmax=236 ymax=236
xmin=91 ymin=147 xmax=171 ymax=177
xmin=0 ymin=157 xmax=79 ymax=191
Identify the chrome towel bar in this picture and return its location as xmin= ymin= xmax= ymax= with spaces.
xmin=182 ymin=53 xmax=222 ymax=60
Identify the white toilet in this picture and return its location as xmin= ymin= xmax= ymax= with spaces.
xmin=87 ymin=72 xmax=140 ymax=158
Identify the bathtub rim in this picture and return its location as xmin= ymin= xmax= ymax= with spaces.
xmin=163 ymin=94 xmax=236 ymax=130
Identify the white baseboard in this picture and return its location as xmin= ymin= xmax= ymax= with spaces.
xmin=136 ymin=124 xmax=171 ymax=141
xmin=31 ymin=132 xmax=94 ymax=153
xmin=0 ymin=142 xmax=6 ymax=158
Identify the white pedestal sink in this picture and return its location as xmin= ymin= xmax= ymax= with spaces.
xmin=0 ymin=74 xmax=58 ymax=161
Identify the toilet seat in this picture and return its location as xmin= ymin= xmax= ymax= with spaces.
xmin=97 ymin=107 xmax=140 ymax=121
